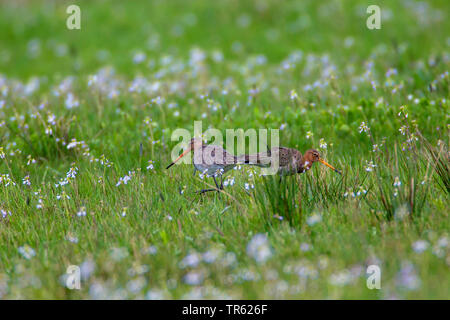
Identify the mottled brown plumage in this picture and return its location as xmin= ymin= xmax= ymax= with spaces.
xmin=245 ymin=147 xmax=341 ymax=176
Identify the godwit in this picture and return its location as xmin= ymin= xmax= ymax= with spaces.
xmin=166 ymin=137 xmax=247 ymax=193
xmin=245 ymin=147 xmax=341 ymax=177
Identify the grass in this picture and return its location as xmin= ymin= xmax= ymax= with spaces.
xmin=0 ymin=0 xmax=449 ymax=299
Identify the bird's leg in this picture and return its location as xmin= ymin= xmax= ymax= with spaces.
xmin=193 ymin=167 xmax=197 ymax=177
xmin=220 ymin=175 xmax=224 ymax=190
xmin=213 ymin=176 xmax=221 ymax=193
xmin=197 ymin=188 xmax=218 ymax=194
xmin=197 ymin=176 xmax=221 ymax=195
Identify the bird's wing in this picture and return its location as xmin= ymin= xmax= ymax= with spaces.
xmin=200 ymin=145 xmax=236 ymax=165
xmin=223 ymin=149 xmax=238 ymax=165
xmin=274 ymin=147 xmax=295 ymax=167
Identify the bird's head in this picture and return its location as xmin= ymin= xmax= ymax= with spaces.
xmin=166 ymin=137 xmax=203 ymax=169
xmin=303 ymin=149 xmax=342 ymax=175
xmin=189 ymin=137 xmax=204 ymax=151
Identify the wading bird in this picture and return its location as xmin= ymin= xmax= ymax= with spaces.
xmin=166 ymin=138 xmax=247 ymax=193
xmin=245 ymin=147 xmax=342 ymax=177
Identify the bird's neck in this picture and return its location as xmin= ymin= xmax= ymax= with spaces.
xmin=300 ymin=156 xmax=313 ymax=172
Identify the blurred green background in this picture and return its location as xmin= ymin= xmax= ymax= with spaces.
xmin=1 ymin=0 xmax=448 ymax=77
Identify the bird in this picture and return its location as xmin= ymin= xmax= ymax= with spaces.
xmin=244 ymin=147 xmax=342 ymax=177
xmin=166 ymin=137 xmax=248 ymax=193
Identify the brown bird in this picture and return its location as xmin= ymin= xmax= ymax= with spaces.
xmin=244 ymin=147 xmax=342 ymax=177
xmin=166 ymin=137 xmax=248 ymax=193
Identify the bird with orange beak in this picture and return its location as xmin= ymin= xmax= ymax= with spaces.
xmin=244 ymin=147 xmax=342 ymax=176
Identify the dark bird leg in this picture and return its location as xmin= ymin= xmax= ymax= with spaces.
xmin=197 ymin=175 xmax=221 ymax=195
xmin=213 ymin=176 xmax=221 ymax=193
xmin=197 ymin=176 xmax=217 ymax=194
xmin=197 ymin=188 xmax=218 ymax=194
xmin=220 ymin=175 xmax=224 ymax=190
xmin=193 ymin=167 xmax=197 ymax=177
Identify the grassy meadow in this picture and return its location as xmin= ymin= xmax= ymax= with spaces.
xmin=0 ymin=0 xmax=449 ymax=299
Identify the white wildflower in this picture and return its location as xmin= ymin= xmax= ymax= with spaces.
xmin=359 ymin=121 xmax=370 ymax=134
xmin=183 ymin=271 xmax=204 ymax=286
xmin=1 ymin=209 xmax=11 ymax=219
xmin=77 ymin=207 xmax=87 ymax=217
xmin=307 ymin=213 xmax=322 ymax=226
xmin=18 ymin=244 xmax=36 ymax=260
xmin=146 ymin=160 xmax=154 ymax=170
xmin=412 ymin=240 xmax=429 ymax=253
xmin=365 ymin=160 xmax=377 ymax=172
xmin=180 ymin=253 xmax=200 ymax=268
xmin=22 ymin=175 xmax=31 ymax=186
xmin=246 ymin=234 xmax=272 ymax=263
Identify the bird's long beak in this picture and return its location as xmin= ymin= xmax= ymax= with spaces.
xmin=319 ymin=158 xmax=342 ymax=175
xmin=166 ymin=147 xmax=191 ymax=169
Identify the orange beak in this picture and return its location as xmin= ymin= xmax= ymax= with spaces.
xmin=166 ymin=146 xmax=192 ymax=169
xmin=319 ymin=158 xmax=342 ymax=175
